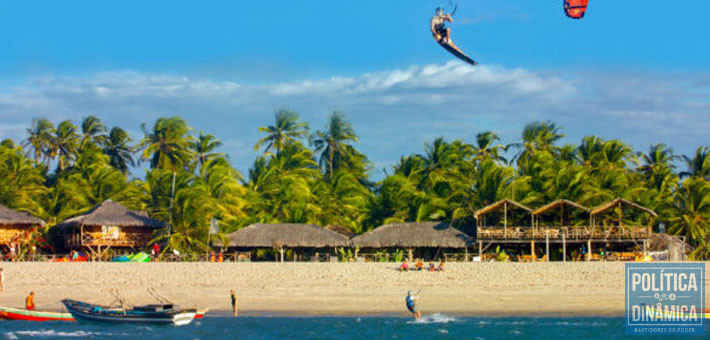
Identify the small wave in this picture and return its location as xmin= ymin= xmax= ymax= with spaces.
xmin=407 ymin=313 xmax=457 ymax=324
xmin=7 ymin=330 xmax=113 ymax=338
xmin=3 ymin=333 xmax=19 ymax=340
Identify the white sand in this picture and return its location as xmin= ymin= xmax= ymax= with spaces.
xmin=0 ymin=262 xmax=705 ymax=316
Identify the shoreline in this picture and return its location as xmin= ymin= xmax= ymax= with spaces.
xmin=0 ymin=262 xmax=705 ymax=319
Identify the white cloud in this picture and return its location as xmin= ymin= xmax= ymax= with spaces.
xmin=0 ymin=62 xmax=707 ymax=177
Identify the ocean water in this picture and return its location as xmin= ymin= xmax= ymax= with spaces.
xmin=1 ymin=314 xmax=706 ymax=340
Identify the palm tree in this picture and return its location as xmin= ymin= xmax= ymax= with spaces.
xmin=103 ymin=127 xmax=135 ymax=174
xmin=80 ymin=115 xmax=108 ymax=148
xmin=23 ymin=118 xmax=55 ymax=165
xmin=668 ymin=178 xmax=710 ymax=259
xmin=472 ymin=131 xmax=506 ymax=163
xmin=681 ymin=146 xmax=710 ymax=180
xmin=50 ymin=120 xmax=81 ymax=172
xmin=191 ymin=132 xmax=224 ymax=170
xmin=254 ymin=108 xmax=309 ymax=157
xmin=310 ymin=112 xmax=359 ymax=180
xmin=139 ymin=117 xmax=195 ymax=171
xmin=511 ymin=120 xmax=564 ymax=168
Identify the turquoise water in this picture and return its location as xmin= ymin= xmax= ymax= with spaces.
xmin=1 ymin=315 xmax=706 ymax=339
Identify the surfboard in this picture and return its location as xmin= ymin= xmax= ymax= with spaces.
xmin=438 ymin=40 xmax=477 ymax=66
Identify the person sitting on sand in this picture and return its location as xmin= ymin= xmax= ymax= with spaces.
xmin=400 ymin=259 xmax=409 ymax=271
xmin=405 ymin=291 xmax=421 ymax=319
xmin=428 ymin=262 xmax=436 ymax=272
xmin=415 ymin=259 xmax=424 ymax=271
xmin=25 ymin=291 xmax=35 ymax=310
xmin=437 ymin=259 xmax=446 ymax=272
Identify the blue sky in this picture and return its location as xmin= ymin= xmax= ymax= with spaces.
xmin=0 ymin=0 xmax=708 ymax=176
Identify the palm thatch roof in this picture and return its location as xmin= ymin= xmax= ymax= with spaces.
xmin=0 ymin=204 xmax=45 ymax=226
xmin=225 ymin=223 xmax=351 ymax=248
xmin=351 ymin=222 xmax=470 ymax=248
xmin=532 ymin=199 xmax=589 ymax=216
xmin=474 ymin=199 xmax=532 ymax=219
xmin=590 ymin=198 xmax=657 ymax=217
xmin=56 ymin=200 xmax=165 ymax=229
xmin=324 ymin=224 xmax=356 ymax=238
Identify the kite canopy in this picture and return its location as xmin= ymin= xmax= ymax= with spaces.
xmin=564 ymin=0 xmax=589 ymax=19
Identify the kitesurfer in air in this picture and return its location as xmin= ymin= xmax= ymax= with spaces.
xmin=406 ymin=291 xmax=421 ymax=319
xmin=429 ymin=6 xmax=477 ymax=66
xmin=430 ymin=7 xmax=453 ymax=44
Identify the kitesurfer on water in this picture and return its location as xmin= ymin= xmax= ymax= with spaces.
xmin=405 ymin=291 xmax=421 ymax=319
xmin=430 ymin=7 xmax=453 ymax=43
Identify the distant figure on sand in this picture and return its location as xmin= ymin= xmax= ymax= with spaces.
xmin=0 ymin=268 xmax=4 ymax=291
xmin=405 ymin=291 xmax=421 ymax=319
xmin=400 ymin=259 xmax=409 ymax=271
xmin=415 ymin=259 xmax=424 ymax=271
xmin=437 ymin=259 xmax=445 ymax=272
xmin=428 ymin=262 xmax=436 ymax=271
xmin=25 ymin=292 xmax=35 ymax=310
xmin=230 ymin=290 xmax=238 ymax=317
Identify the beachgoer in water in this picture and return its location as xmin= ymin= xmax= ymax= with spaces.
xmin=25 ymin=292 xmax=35 ymax=310
xmin=230 ymin=290 xmax=238 ymax=317
xmin=400 ymin=259 xmax=409 ymax=271
xmin=405 ymin=291 xmax=421 ymax=319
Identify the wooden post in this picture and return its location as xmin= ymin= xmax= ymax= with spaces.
xmin=464 ymin=247 xmax=469 ymax=261
xmin=504 ymin=201 xmax=508 ymax=238
xmin=478 ymin=240 xmax=483 ymax=259
xmin=587 ymin=239 xmax=592 ymax=261
xmin=279 ymin=247 xmax=284 ymax=262
xmin=562 ymin=233 xmax=567 ymax=262
xmin=408 ymin=248 xmax=413 ymax=262
xmin=531 ymin=240 xmax=535 ymax=260
xmin=545 ymin=230 xmax=550 ymax=262
xmin=643 ymin=239 xmax=648 ymax=258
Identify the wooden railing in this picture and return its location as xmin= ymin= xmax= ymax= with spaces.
xmin=477 ymin=226 xmax=649 ymax=240
xmin=65 ymin=233 xmax=152 ymax=248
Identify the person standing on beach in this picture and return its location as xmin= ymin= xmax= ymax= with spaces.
xmin=230 ymin=290 xmax=238 ymax=317
xmin=405 ymin=291 xmax=421 ymax=319
xmin=25 ymin=292 xmax=35 ymax=310
xmin=0 ymin=268 xmax=4 ymax=292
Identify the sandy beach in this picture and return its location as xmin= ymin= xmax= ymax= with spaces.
xmin=0 ymin=262 xmax=706 ymax=317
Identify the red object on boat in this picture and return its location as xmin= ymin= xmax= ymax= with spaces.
xmin=564 ymin=0 xmax=589 ymax=19
xmin=0 ymin=306 xmax=74 ymax=322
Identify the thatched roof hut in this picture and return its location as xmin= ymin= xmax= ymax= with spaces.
xmin=474 ymin=199 xmax=532 ymax=228
xmin=56 ymin=200 xmax=165 ymax=229
xmin=0 ymin=204 xmax=45 ymax=226
xmin=532 ymin=199 xmax=589 ymax=227
xmin=351 ymin=222 xmax=470 ymax=248
xmin=590 ymin=198 xmax=657 ymax=218
xmin=224 ymin=223 xmax=351 ymax=248
xmin=56 ymin=200 xmax=165 ymax=251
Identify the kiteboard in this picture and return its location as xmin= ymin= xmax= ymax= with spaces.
xmin=437 ymin=39 xmax=477 ymax=66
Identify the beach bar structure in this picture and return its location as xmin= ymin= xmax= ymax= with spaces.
xmin=0 ymin=204 xmax=46 ymax=251
xmin=351 ymin=222 xmax=471 ymax=262
xmin=223 ymin=223 xmax=351 ymax=262
xmin=474 ymin=198 xmax=656 ymax=261
xmin=56 ymin=200 xmax=165 ymax=257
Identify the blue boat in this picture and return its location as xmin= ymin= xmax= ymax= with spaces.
xmin=61 ymin=299 xmax=196 ymax=326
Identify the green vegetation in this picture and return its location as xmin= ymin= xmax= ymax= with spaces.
xmin=2 ymin=113 xmax=710 ymax=258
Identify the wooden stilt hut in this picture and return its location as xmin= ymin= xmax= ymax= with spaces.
xmin=56 ymin=200 xmax=165 ymax=258
xmin=350 ymin=222 xmax=471 ymax=262
xmin=474 ymin=199 xmax=533 ymax=239
xmin=0 ymin=204 xmax=46 ymax=256
xmin=223 ymin=223 xmax=351 ymax=262
xmin=590 ymin=198 xmax=657 ymax=240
